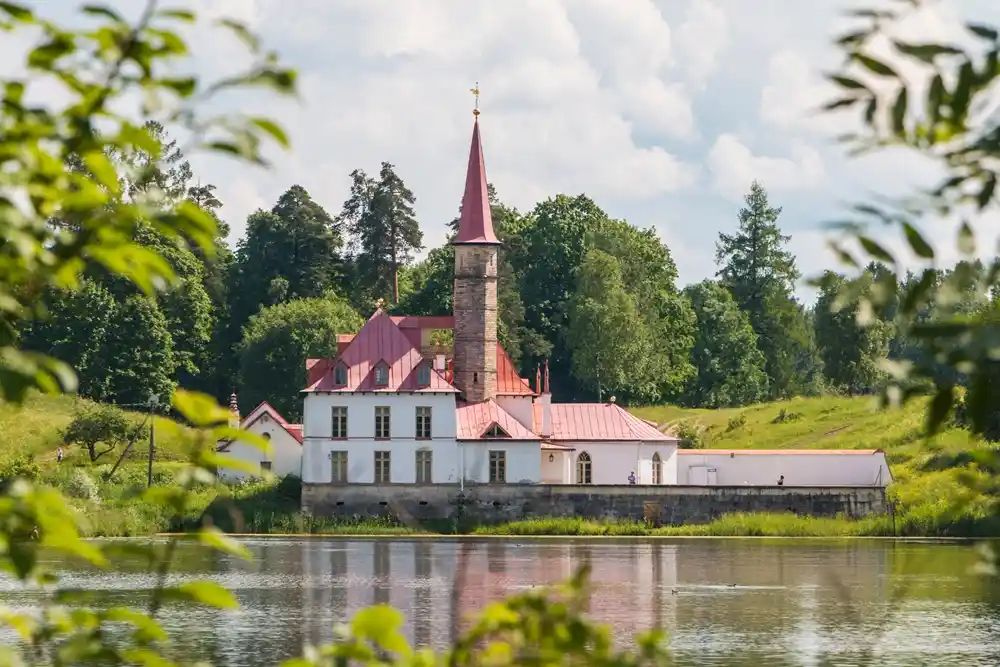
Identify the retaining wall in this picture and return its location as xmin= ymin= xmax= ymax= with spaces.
xmin=301 ymin=483 xmax=888 ymax=526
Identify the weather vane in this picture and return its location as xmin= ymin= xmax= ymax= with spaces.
xmin=471 ymin=82 xmax=480 ymax=117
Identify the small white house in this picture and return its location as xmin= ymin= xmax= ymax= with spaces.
xmin=675 ymin=449 xmax=892 ymax=487
xmin=216 ymin=399 xmax=303 ymax=482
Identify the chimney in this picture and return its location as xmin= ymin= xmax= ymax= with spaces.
xmin=435 ymin=354 xmax=446 ymax=371
xmin=537 ymin=360 xmax=552 ymax=438
xmin=228 ymin=392 xmax=240 ymax=428
xmin=535 ymin=365 xmax=542 ymax=393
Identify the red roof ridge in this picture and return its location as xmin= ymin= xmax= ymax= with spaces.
xmin=452 ymin=118 xmax=500 ymax=246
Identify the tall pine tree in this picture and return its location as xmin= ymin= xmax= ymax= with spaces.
xmin=340 ymin=162 xmax=422 ymax=306
xmin=716 ymin=181 xmax=822 ymax=399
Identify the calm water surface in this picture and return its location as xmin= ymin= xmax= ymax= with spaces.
xmin=1 ymin=537 xmax=998 ymax=666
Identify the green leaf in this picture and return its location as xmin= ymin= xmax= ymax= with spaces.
xmin=902 ymin=222 xmax=934 ymax=259
xmin=81 ymin=150 xmax=120 ymax=193
xmin=172 ymin=389 xmax=231 ymax=427
xmin=351 ymin=605 xmax=412 ymax=656
xmin=825 ymin=240 xmax=859 ymax=268
xmin=823 ymin=97 xmax=860 ymax=111
xmin=0 ymin=2 xmax=32 ymax=21
xmin=926 ymin=385 xmax=955 ymax=435
xmin=829 ymin=75 xmax=868 ymax=90
xmin=159 ymin=77 xmax=197 ymax=97
xmin=977 ymin=173 xmax=996 ymax=210
xmin=104 ymin=607 xmax=168 ymax=642
xmin=968 ymin=23 xmax=999 ymax=42
xmin=81 ymin=4 xmax=124 ymax=23
xmin=216 ymin=18 xmax=260 ymax=51
xmin=858 ymin=236 xmax=895 ymax=263
xmin=952 ymin=61 xmax=975 ymax=120
xmin=891 ymin=86 xmax=907 ymax=135
xmin=863 ymin=97 xmax=877 ymax=125
xmin=854 ymin=54 xmax=898 ymax=77
xmin=927 ymin=73 xmax=945 ymax=125
xmin=156 ymin=8 xmax=196 ymax=22
xmin=198 ymin=527 xmax=251 ymax=559
xmin=250 ymin=117 xmax=290 ymax=148
xmin=957 ymin=220 xmax=976 ymax=256
xmin=166 ymin=581 xmax=239 ymax=610
xmin=892 ymin=41 xmax=962 ymax=63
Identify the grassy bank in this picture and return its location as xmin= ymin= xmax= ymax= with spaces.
xmin=2 ymin=392 xmax=999 ymax=537
xmin=633 ymin=395 xmax=1000 ymax=536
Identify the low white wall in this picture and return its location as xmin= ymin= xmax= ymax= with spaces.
xmin=564 ymin=441 xmax=679 ymax=485
xmin=218 ymin=415 xmax=301 ymax=482
xmin=676 ymin=451 xmax=892 ymax=487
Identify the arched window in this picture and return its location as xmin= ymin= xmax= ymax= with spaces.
xmin=334 ymin=362 xmax=348 ymax=387
xmin=652 ymin=452 xmax=662 ymax=485
xmin=576 ymin=452 xmax=592 ymax=485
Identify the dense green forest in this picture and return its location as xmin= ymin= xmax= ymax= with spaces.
xmin=19 ymin=122 xmax=992 ymax=423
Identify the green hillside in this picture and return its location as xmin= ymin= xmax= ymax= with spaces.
xmin=631 ymin=396 xmax=999 ymax=536
xmin=1 ymin=393 xmax=997 ymax=537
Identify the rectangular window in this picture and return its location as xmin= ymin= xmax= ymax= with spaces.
xmin=260 ymin=461 xmax=272 ymax=472
xmin=375 ymin=406 xmax=391 ymax=438
xmin=374 ymin=450 xmax=391 ymax=483
xmin=415 ymin=406 xmax=432 ymax=439
xmin=489 ymin=450 xmax=506 ymax=484
xmin=331 ymin=406 xmax=348 ymax=439
xmin=331 ymin=451 xmax=348 ymax=484
xmin=416 ymin=450 xmax=432 ymax=484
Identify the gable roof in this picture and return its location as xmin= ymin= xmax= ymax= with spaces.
xmin=217 ymin=401 xmax=302 ymax=450
xmin=303 ymin=309 xmax=457 ymax=394
xmin=533 ymin=403 xmax=678 ymax=442
xmin=456 ymin=399 xmax=539 ymax=440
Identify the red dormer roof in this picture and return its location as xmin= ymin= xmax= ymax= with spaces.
xmin=452 ymin=119 xmax=500 ymax=246
xmin=456 ymin=399 xmax=539 ymax=440
xmin=303 ymin=309 xmax=458 ymax=394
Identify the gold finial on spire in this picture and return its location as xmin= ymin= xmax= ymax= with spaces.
xmin=470 ymin=82 xmax=480 ymax=117
xmin=374 ymin=297 xmax=385 ymax=311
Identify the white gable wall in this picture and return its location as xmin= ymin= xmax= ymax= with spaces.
xmin=566 ymin=441 xmax=679 ymax=485
xmin=301 ymin=392 xmax=459 ymax=484
xmin=218 ymin=412 xmax=301 ymax=482
xmin=677 ymin=451 xmax=892 ymax=486
xmin=496 ymin=395 xmax=534 ymax=432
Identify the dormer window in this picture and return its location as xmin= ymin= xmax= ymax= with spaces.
xmin=484 ymin=423 xmax=510 ymax=438
xmin=374 ymin=362 xmax=389 ymax=387
xmin=333 ymin=362 xmax=348 ymax=387
xmin=416 ymin=362 xmax=431 ymax=387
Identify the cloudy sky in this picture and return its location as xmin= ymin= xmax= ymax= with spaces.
xmin=10 ymin=0 xmax=1000 ymax=300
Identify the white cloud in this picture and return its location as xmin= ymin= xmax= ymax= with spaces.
xmin=707 ymin=134 xmax=826 ymax=201
xmin=674 ymin=0 xmax=729 ymax=84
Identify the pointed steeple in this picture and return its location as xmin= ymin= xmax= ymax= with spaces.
xmin=453 ymin=117 xmax=500 ymax=245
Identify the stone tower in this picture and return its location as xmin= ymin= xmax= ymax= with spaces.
xmin=452 ymin=116 xmax=500 ymax=403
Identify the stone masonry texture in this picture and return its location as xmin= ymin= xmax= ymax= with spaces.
xmin=302 ymin=484 xmax=890 ymax=526
xmin=453 ymin=244 xmax=499 ymax=403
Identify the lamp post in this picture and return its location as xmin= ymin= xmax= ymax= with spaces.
xmin=147 ymin=394 xmax=160 ymax=487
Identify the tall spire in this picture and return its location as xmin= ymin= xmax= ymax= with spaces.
xmin=453 ymin=85 xmax=499 ymax=246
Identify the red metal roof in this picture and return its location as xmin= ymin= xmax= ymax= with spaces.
xmin=456 ymin=399 xmax=539 ymax=440
xmin=676 ymin=449 xmax=884 ymax=456
xmin=303 ymin=309 xmax=457 ymax=394
xmin=496 ymin=345 xmax=535 ymax=396
xmin=217 ymin=401 xmax=302 ymax=450
xmin=532 ymin=403 xmax=678 ymax=442
xmin=452 ymin=119 xmax=499 ymax=245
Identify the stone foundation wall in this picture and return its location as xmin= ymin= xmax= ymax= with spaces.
xmin=302 ymin=484 xmax=888 ymax=526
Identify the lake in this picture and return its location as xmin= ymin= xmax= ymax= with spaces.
xmin=1 ymin=537 xmax=998 ymax=666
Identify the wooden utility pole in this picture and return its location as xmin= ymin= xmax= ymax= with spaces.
xmin=147 ymin=416 xmax=154 ymax=487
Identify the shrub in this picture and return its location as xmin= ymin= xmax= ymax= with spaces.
xmin=726 ymin=413 xmax=747 ymax=431
xmin=65 ymin=469 xmax=101 ymax=503
xmin=673 ymin=420 xmax=706 ymax=449
xmin=771 ymin=408 xmax=803 ymax=424
xmin=0 ymin=454 xmax=41 ymax=486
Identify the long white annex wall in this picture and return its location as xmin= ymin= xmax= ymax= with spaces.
xmin=218 ymin=413 xmax=302 ymax=482
xmin=562 ymin=442 xmax=679 ymax=485
xmin=676 ymin=451 xmax=892 ymax=486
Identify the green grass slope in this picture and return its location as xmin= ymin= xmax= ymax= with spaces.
xmin=631 ymin=396 xmax=1000 ymax=536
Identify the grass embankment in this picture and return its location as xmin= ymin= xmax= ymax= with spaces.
xmin=2 ymin=393 xmax=998 ymax=537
